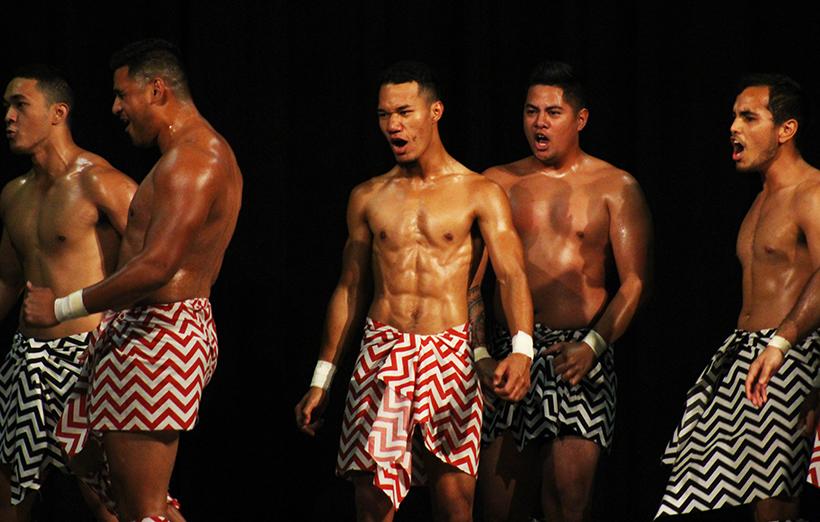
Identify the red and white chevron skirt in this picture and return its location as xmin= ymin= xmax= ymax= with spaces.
xmin=336 ymin=318 xmax=483 ymax=509
xmin=56 ymin=298 xmax=218 ymax=457
xmin=810 ymin=422 xmax=820 ymax=488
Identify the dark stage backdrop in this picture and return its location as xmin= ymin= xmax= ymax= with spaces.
xmin=3 ymin=2 xmax=820 ymax=521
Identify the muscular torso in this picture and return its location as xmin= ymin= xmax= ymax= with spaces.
xmin=488 ymin=155 xmax=622 ymax=328
xmin=363 ymin=169 xmax=482 ymax=334
xmin=737 ymin=180 xmax=818 ymax=330
xmin=3 ymin=155 xmax=120 ymax=338
xmin=120 ymin=123 xmax=242 ymax=305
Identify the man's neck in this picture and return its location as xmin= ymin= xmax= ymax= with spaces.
xmin=156 ymin=101 xmax=201 ymax=153
xmin=30 ymin=132 xmax=78 ymax=179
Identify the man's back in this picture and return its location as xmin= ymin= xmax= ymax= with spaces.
xmin=118 ymin=117 xmax=242 ymax=306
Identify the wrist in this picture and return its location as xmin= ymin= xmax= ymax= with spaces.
xmin=581 ymin=329 xmax=608 ymax=358
xmin=473 ymin=346 xmax=491 ymax=362
xmin=767 ymin=333 xmax=792 ymax=355
xmin=53 ymin=289 xmax=89 ymax=323
xmin=511 ymin=331 xmax=534 ymax=359
xmin=310 ymin=360 xmax=336 ymax=390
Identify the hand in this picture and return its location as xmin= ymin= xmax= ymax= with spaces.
xmin=22 ymin=282 xmax=58 ymax=328
xmin=745 ymin=346 xmax=785 ymax=408
xmin=799 ymin=387 xmax=820 ymax=437
xmin=493 ymin=353 xmax=531 ymax=402
xmin=545 ymin=341 xmax=596 ymax=386
xmin=475 ymin=358 xmax=499 ymax=409
xmin=295 ymin=387 xmax=328 ymax=436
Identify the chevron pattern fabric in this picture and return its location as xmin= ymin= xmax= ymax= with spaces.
xmin=656 ymin=329 xmax=820 ymax=518
xmin=336 ymin=318 xmax=483 ymax=509
xmin=482 ymin=324 xmax=616 ymax=450
xmin=56 ymin=298 xmax=218 ymax=458
xmin=810 ymin=425 xmax=820 ymax=488
xmin=0 ymin=332 xmax=88 ymax=504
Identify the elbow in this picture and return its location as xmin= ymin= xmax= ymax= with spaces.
xmin=139 ymin=256 xmax=178 ymax=290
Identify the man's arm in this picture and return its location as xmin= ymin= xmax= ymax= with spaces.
xmin=295 ymin=184 xmax=373 ymax=436
xmin=83 ymin=166 xmax=138 ymax=236
xmin=548 ymin=174 xmax=653 ymax=385
xmin=476 ymin=179 xmax=533 ymax=402
xmin=747 ymin=184 xmax=820 ymax=406
xmin=23 ymin=148 xmax=217 ymax=324
xmin=0 ymin=228 xmax=24 ymax=321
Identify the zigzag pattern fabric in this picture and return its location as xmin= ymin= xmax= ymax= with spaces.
xmin=56 ymin=298 xmax=218 ymax=458
xmin=809 ymin=425 xmax=820 ymax=488
xmin=482 ymin=324 xmax=616 ymax=450
xmin=336 ymin=318 xmax=483 ymax=509
xmin=0 ymin=332 xmax=88 ymax=504
xmin=656 ymin=329 xmax=820 ymax=518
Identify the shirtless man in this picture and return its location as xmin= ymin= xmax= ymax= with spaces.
xmin=475 ymin=61 xmax=652 ymax=522
xmin=657 ymin=74 xmax=820 ymax=521
xmin=22 ymin=39 xmax=242 ymax=522
xmin=0 ymin=65 xmax=134 ymax=522
xmin=294 ymin=61 xmax=534 ymax=522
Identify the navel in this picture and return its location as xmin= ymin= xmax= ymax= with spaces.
xmin=444 ymin=232 xmax=454 ymax=241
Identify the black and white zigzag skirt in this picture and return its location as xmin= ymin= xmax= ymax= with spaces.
xmin=0 ymin=332 xmax=88 ymax=504
xmin=482 ymin=324 xmax=617 ymax=450
xmin=656 ymin=328 xmax=820 ymax=518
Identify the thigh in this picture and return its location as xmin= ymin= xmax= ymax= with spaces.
xmin=477 ymin=433 xmax=540 ymax=522
xmin=351 ymin=473 xmax=395 ymax=522
xmin=423 ymin=449 xmax=475 ymax=522
xmin=103 ymin=430 xmax=179 ymax=520
xmin=541 ymin=436 xmax=600 ymax=519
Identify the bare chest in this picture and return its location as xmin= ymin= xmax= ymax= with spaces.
xmin=5 ymin=180 xmax=98 ymax=254
xmin=506 ymin=177 xmax=609 ymax=244
xmin=367 ymin=189 xmax=473 ymax=250
xmin=737 ymin=194 xmax=803 ymax=265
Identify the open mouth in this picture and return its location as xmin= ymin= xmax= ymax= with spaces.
xmin=534 ymin=132 xmax=550 ymax=149
xmin=731 ymin=138 xmax=745 ymax=161
xmin=390 ymin=138 xmax=408 ymax=147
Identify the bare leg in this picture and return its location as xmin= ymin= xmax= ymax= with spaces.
xmin=76 ymin=480 xmax=117 ymax=522
xmin=423 ymin=448 xmax=475 ymax=522
xmin=477 ymin=433 xmax=540 ymax=522
xmin=753 ymin=496 xmax=800 ymax=522
xmin=351 ymin=474 xmax=395 ymax=522
xmin=103 ymin=431 xmax=179 ymax=521
xmin=541 ymin=436 xmax=600 ymax=522
xmin=0 ymin=464 xmax=17 ymax=522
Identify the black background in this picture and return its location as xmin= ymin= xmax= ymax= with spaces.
xmin=3 ymin=2 xmax=820 ymax=520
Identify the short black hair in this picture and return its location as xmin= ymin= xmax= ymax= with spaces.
xmin=10 ymin=63 xmax=74 ymax=112
xmin=110 ymin=38 xmax=191 ymax=99
xmin=526 ymin=61 xmax=586 ymax=111
xmin=378 ymin=60 xmax=441 ymax=102
xmin=738 ymin=73 xmax=811 ymax=150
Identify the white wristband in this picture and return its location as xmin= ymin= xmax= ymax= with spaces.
xmin=511 ymin=331 xmax=534 ymax=359
xmin=310 ymin=360 xmax=336 ymax=390
xmin=767 ymin=334 xmax=792 ymax=355
xmin=582 ymin=329 xmax=608 ymax=357
xmin=53 ymin=289 xmax=89 ymax=323
xmin=473 ymin=346 xmax=491 ymax=362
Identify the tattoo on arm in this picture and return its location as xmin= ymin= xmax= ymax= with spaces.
xmin=468 ymin=285 xmax=487 ymax=348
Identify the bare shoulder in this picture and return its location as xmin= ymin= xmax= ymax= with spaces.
xmin=482 ymin=157 xmax=534 ymax=185
xmin=0 ymin=173 xmax=30 ymax=213
xmin=794 ymin=168 xmax=820 ymax=216
xmin=584 ymin=155 xmax=639 ymax=190
xmin=73 ymin=151 xmax=136 ymax=194
xmin=156 ymin=121 xmax=239 ymax=185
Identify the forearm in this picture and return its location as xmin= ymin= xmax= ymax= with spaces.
xmin=774 ymin=268 xmax=820 ymax=344
xmin=589 ymin=274 xmax=645 ymax=344
xmin=80 ymin=254 xmax=174 ymax=313
xmin=497 ymin=270 xmax=533 ymax=335
xmin=468 ymin=285 xmax=488 ymax=349
xmin=317 ymin=283 xmax=368 ymax=365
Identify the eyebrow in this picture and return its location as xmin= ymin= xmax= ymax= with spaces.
xmin=525 ymin=103 xmax=563 ymax=110
xmin=378 ymin=104 xmax=413 ymax=113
